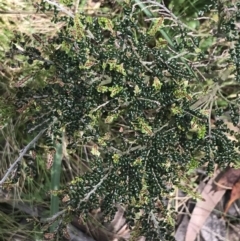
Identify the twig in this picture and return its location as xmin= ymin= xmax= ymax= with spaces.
xmin=91 ymin=100 xmax=111 ymax=113
xmin=43 ymin=0 xmax=74 ymax=17
xmin=127 ymin=39 xmax=153 ymax=73
xmin=41 ymin=209 xmax=67 ymax=223
xmin=77 ymin=171 xmax=110 ymax=209
xmin=138 ymin=98 xmax=161 ymax=107
xmin=151 ymin=169 xmax=163 ymax=190
xmin=82 ymin=173 xmax=109 ymax=201
xmin=153 ymin=123 xmax=169 ymax=134
xmin=27 ymin=117 xmax=51 ymax=133
xmin=109 ymin=145 xmax=146 ymax=155
xmin=208 ymin=97 xmax=214 ymax=137
xmin=0 ymin=128 xmax=47 ymax=185
xmin=213 ymin=180 xmax=232 ymax=190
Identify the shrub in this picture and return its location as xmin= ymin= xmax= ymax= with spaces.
xmin=3 ymin=0 xmax=240 ymax=240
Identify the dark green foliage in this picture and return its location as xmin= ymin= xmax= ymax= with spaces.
xmin=4 ymin=1 xmax=240 ymax=240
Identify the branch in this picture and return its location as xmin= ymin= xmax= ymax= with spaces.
xmin=27 ymin=117 xmax=51 ymax=133
xmin=127 ymin=38 xmax=153 ymax=73
xmin=41 ymin=209 xmax=67 ymax=223
xmin=91 ymin=100 xmax=111 ymax=113
xmin=138 ymin=97 xmax=161 ymax=107
xmin=83 ymin=173 xmax=109 ymax=201
xmin=77 ymin=171 xmax=110 ymax=209
xmin=43 ymin=0 xmax=74 ymax=17
xmin=0 ymin=128 xmax=47 ymax=185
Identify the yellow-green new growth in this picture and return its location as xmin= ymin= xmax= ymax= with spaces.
xmin=136 ymin=117 xmax=153 ymax=136
xmin=148 ymin=17 xmax=164 ymax=36
xmin=98 ymin=17 xmax=114 ymax=34
xmin=109 ymin=85 xmax=124 ymax=97
xmin=73 ymin=15 xmax=85 ymax=40
xmin=105 ymin=113 xmax=119 ymax=124
xmin=152 ymin=77 xmax=162 ymax=91
xmin=112 ymin=153 xmax=120 ymax=164
xmin=103 ymin=60 xmax=127 ymax=75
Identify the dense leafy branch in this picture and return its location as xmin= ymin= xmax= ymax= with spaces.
xmin=2 ymin=1 xmax=240 ymax=240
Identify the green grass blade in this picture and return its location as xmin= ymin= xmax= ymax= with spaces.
xmin=50 ymin=134 xmax=63 ymax=231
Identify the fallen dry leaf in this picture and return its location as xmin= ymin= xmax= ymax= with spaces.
xmin=211 ymin=167 xmax=240 ymax=192
xmin=185 ymin=176 xmax=226 ymax=241
xmin=224 ymin=176 xmax=240 ymax=215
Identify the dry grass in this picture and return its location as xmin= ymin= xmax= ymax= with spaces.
xmin=0 ymin=0 xmax=63 ymax=36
